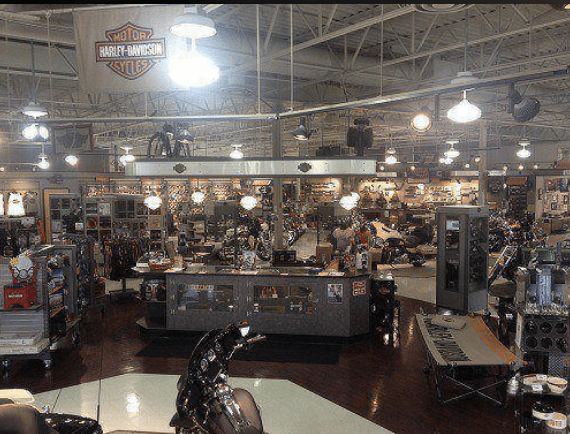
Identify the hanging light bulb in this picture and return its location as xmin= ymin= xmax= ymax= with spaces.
xmin=409 ymin=164 xmax=416 ymax=172
xmin=144 ymin=191 xmax=162 ymax=210
xmin=443 ymin=156 xmax=454 ymax=165
xmin=65 ymin=155 xmax=79 ymax=166
xmin=191 ymin=191 xmax=205 ymax=204
xmin=447 ymin=90 xmax=482 ymax=123
xmin=240 ymin=195 xmax=258 ymax=210
xmin=518 ymin=163 xmax=524 ymax=171
xmin=474 ymin=155 xmax=481 ymax=164
xmin=516 ymin=139 xmax=532 ymax=159
xmin=503 ymin=164 xmax=508 ymax=172
xmin=169 ymin=38 xmax=219 ymax=87
xmin=385 ymin=147 xmax=398 ymax=165
xmin=229 ymin=144 xmax=244 ymax=159
xmin=464 ymin=162 xmax=470 ymax=169
xmin=444 ymin=140 xmax=460 ymax=158
xmin=37 ymin=153 xmax=50 ymax=170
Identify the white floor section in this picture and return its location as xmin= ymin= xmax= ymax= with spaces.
xmin=33 ymin=373 xmax=392 ymax=434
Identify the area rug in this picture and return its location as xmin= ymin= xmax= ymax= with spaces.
xmin=135 ymin=335 xmax=341 ymax=365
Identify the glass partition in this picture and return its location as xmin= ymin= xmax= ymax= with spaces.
xmin=253 ymin=284 xmax=314 ymax=315
xmin=176 ymin=283 xmax=235 ymax=312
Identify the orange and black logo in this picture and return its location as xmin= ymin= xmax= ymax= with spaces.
xmin=95 ymin=21 xmax=166 ymax=80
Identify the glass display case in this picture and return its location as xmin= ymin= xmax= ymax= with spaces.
xmin=252 ymin=284 xmax=314 ymax=315
xmin=175 ymin=283 xmax=235 ymax=312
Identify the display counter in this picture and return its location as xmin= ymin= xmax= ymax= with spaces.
xmin=137 ymin=265 xmax=371 ymax=337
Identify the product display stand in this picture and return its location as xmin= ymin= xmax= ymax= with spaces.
xmin=416 ymin=313 xmax=520 ymax=406
xmin=515 ymin=375 xmax=569 ymax=433
xmin=0 ymin=245 xmax=82 ymax=374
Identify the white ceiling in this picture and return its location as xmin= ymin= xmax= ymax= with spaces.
xmin=1 ymin=3 xmax=570 ymax=172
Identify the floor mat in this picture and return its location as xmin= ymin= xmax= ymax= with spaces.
xmin=135 ymin=336 xmax=341 ymax=365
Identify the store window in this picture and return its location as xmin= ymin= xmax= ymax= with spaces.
xmin=253 ymin=284 xmax=314 ymax=315
xmin=176 ymin=283 xmax=235 ymax=312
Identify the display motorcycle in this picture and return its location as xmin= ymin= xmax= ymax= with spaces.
xmin=0 ymin=394 xmax=102 ymax=434
xmin=170 ymin=321 xmax=267 ymax=434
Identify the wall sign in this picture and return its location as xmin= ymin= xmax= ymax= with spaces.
xmin=327 ymin=283 xmax=343 ymax=303
xmin=352 ymin=280 xmax=367 ymax=296
xmin=73 ymin=5 xmax=185 ymax=93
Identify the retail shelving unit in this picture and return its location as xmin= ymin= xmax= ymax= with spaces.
xmin=47 ymin=193 xmax=82 ymax=242
xmin=0 ymin=245 xmax=81 ymax=373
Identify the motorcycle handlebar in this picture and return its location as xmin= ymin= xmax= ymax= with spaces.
xmin=246 ymin=334 xmax=266 ymax=345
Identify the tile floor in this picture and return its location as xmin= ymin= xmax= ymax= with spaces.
xmin=32 ymin=374 xmax=392 ymax=434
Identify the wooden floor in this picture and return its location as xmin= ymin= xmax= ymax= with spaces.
xmin=1 ymin=294 xmax=519 ymax=434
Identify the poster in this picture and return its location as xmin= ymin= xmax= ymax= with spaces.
xmin=327 ymin=283 xmax=343 ymax=303
xmin=352 ymin=280 xmax=367 ymax=296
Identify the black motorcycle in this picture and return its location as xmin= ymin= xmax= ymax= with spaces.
xmin=170 ymin=321 xmax=267 ymax=434
xmin=0 ymin=397 xmax=102 ymax=434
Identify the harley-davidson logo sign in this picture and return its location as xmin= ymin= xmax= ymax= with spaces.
xmin=95 ymin=21 xmax=166 ymax=80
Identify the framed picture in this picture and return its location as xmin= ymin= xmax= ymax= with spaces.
xmin=52 ymin=123 xmax=94 ymax=155
xmin=327 ymin=283 xmax=343 ymax=303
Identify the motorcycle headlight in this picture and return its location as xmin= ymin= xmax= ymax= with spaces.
xmin=238 ymin=320 xmax=250 ymax=337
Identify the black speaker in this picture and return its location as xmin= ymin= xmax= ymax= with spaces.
xmin=346 ymin=118 xmax=373 ymax=154
xmin=517 ymin=312 xmax=570 ymax=354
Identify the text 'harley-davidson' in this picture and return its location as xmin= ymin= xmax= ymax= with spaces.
xmin=170 ymin=321 xmax=267 ymax=434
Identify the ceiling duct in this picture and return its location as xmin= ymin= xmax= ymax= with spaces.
xmin=411 ymin=4 xmax=474 ymax=13
xmin=507 ymin=83 xmax=541 ymax=122
xmin=346 ymin=118 xmax=374 ymax=156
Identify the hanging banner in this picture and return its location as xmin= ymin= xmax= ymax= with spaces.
xmin=73 ymin=5 xmax=186 ymax=93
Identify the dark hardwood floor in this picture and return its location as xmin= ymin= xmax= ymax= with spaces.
xmin=1 ymin=294 xmax=519 ymax=434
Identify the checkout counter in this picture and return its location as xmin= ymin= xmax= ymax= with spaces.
xmin=135 ymin=265 xmax=371 ymax=337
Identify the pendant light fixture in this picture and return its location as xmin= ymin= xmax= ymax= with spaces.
xmin=64 ymin=155 xmax=79 ymax=166
xmin=444 ymin=140 xmax=460 ymax=159
xmin=191 ymin=190 xmax=205 ymax=204
xmin=229 ymin=144 xmax=244 ymax=159
xmin=516 ymin=139 xmax=532 ymax=159
xmin=22 ymin=41 xmax=48 ymax=119
xmin=447 ymin=90 xmax=481 ymax=123
xmin=291 ymin=116 xmax=312 ymax=141
xmin=144 ymin=186 xmax=162 ymax=210
xmin=169 ymin=38 xmax=219 ymax=87
xmin=36 ymin=143 xmax=50 ymax=170
xmin=119 ymin=146 xmax=135 ymax=165
xmin=385 ymin=147 xmax=398 ymax=165
xmin=410 ymin=107 xmax=432 ymax=133
xmin=240 ymin=180 xmax=258 ymax=211
xmin=339 ymin=194 xmax=358 ymax=210
xmin=22 ymin=123 xmax=50 ymax=141
xmin=170 ymin=5 xmax=217 ymax=39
